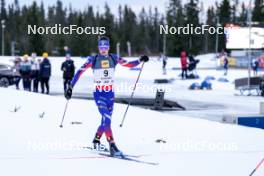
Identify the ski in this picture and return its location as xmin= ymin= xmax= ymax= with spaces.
xmin=56 ymin=153 xmax=159 ymax=166
xmin=83 ymin=146 xmax=141 ymax=158
xmin=98 ymin=153 xmax=159 ymax=166
xmin=83 ymin=145 xmax=159 ymax=165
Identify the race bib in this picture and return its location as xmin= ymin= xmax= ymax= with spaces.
xmin=93 ymin=68 xmax=115 ymax=86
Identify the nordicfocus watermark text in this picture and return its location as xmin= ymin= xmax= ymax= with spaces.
xmin=28 ymin=24 xmax=106 ymax=35
xmin=159 ymin=139 xmax=238 ymax=153
xmin=160 ymin=24 xmax=228 ymax=35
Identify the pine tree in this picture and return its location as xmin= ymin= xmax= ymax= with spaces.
xmin=46 ymin=5 xmax=56 ymax=54
xmin=0 ymin=0 xmax=7 ymax=54
xmin=122 ymin=6 xmax=137 ymax=54
xmin=0 ymin=0 xmax=7 ymax=19
xmin=71 ymin=13 xmax=87 ymax=56
xmin=166 ymin=0 xmax=186 ymax=56
xmin=252 ymin=0 xmax=264 ymax=22
xmin=231 ymin=0 xmax=239 ymax=23
xmin=137 ymin=8 xmax=149 ymax=53
xmin=152 ymin=7 xmax=161 ymax=53
xmin=83 ymin=5 xmax=97 ymax=54
xmin=239 ymin=2 xmax=247 ymax=25
xmin=55 ymin=0 xmax=66 ymax=55
xmin=185 ymin=0 xmax=200 ymax=54
xmin=218 ymin=0 xmax=231 ymax=51
xmin=219 ymin=0 xmax=231 ymax=24
xmin=102 ymin=3 xmax=116 ymax=52
xmin=27 ymin=1 xmax=45 ymax=55
xmin=206 ymin=6 xmax=216 ymax=53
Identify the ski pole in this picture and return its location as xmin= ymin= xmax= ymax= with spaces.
xmin=120 ymin=62 xmax=145 ymax=127
xmin=59 ymin=100 xmax=69 ymax=128
xmin=249 ymin=158 xmax=264 ymax=176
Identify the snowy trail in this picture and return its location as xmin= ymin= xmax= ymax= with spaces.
xmin=0 ymin=88 xmax=264 ymax=176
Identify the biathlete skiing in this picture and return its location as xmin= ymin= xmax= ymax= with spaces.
xmin=64 ymin=36 xmax=149 ymax=156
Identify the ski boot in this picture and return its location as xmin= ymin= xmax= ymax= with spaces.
xmin=92 ymin=137 xmax=101 ymax=150
xmin=109 ymin=142 xmax=123 ymax=157
xmin=92 ymin=135 xmax=108 ymax=151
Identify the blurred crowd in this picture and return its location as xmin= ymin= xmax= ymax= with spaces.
xmin=13 ymin=52 xmax=51 ymax=94
xmin=13 ymin=52 xmax=75 ymax=95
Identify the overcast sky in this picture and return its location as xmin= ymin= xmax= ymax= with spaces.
xmin=8 ymin=0 xmax=251 ymax=15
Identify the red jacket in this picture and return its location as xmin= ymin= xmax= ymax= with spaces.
xmin=180 ymin=51 xmax=188 ymax=69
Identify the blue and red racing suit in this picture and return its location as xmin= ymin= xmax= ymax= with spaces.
xmin=71 ymin=54 xmax=141 ymax=142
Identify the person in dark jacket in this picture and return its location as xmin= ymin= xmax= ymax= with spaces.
xmin=188 ymin=54 xmax=200 ymax=75
xmin=223 ymin=56 xmax=229 ymax=76
xmin=13 ymin=56 xmax=22 ymax=90
xmin=19 ymin=54 xmax=32 ymax=91
xmin=252 ymin=58 xmax=259 ymax=76
xmin=159 ymin=53 xmax=168 ymax=75
xmin=61 ymin=54 xmax=75 ymax=93
xmin=40 ymin=52 xmax=51 ymax=94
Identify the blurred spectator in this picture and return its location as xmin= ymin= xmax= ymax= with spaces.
xmin=30 ymin=53 xmax=41 ymax=92
xmin=64 ymin=46 xmax=71 ymax=56
xmin=180 ymin=51 xmax=188 ymax=79
xmin=223 ymin=55 xmax=229 ymax=76
xmin=19 ymin=54 xmax=32 ymax=91
xmin=13 ymin=56 xmax=22 ymax=90
xmin=40 ymin=52 xmax=51 ymax=94
xmin=159 ymin=53 xmax=167 ymax=75
xmin=61 ymin=53 xmax=75 ymax=94
xmin=219 ymin=50 xmax=229 ymax=76
xmin=188 ymin=54 xmax=199 ymax=75
xmin=252 ymin=58 xmax=259 ymax=76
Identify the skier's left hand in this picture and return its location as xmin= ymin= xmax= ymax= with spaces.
xmin=140 ymin=55 xmax=149 ymax=62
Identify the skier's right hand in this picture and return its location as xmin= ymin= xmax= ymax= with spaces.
xmin=65 ymin=86 xmax=72 ymax=100
xmin=140 ymin=55 xmax=149 ymax=62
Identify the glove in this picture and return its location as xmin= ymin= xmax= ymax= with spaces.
xmin=65 ymin=86 xmax=73 ymax=100
xmin=140 ymin=55 xmax=149 ymax=62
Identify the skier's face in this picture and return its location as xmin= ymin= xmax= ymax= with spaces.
xmin=98 ymin=39 xmax=110 ymax=56
xmin=98 ymin=46 xmax=109 ymax=56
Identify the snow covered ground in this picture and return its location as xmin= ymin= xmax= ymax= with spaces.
xmin=1 ymin=88 xmax=264 ymax=176
xmin=0 ymin=54 xmax=264 ymax=175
